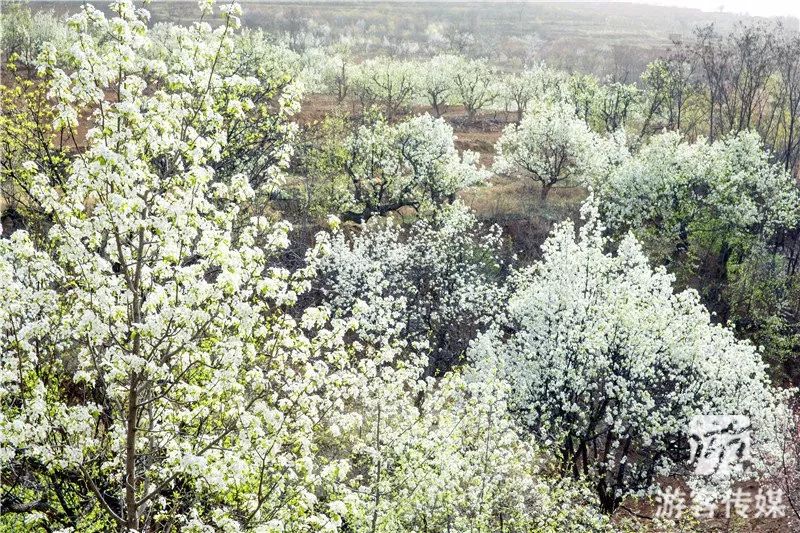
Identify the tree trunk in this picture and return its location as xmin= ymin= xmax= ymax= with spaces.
xmin=370 ymin=404 xmax=382 ymax=533
xmin=125 ymin=375 xmax=138 ymax=531
xmin=709 ymin=91 xmax=716 ymax=142
xmin=432 ymin=96 xmax=441 ymax=118
xmin=539 ymin=182 xmax=552 ymax=202
xmin=786 ymin=111 xmax=796 ymax=173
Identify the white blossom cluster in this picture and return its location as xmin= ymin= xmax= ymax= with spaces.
xmin=309 ymin=203 xmax=506 ymax=375
xmin=326 ymin=359 xmax=611 ymax=532
xmin=593 ymin=130 xmax=800 ymax=239
xmin=469 ymin=198 xmax=793 ymax=511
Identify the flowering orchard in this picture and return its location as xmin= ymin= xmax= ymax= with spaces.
xmin=1 ymin=1 xmax=799 ymax=532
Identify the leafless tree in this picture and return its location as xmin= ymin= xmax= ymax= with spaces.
xmin=775 ymin=32 xmax=800 ymax=173
xmin=692 ymin=22 xmax=777 ymax=141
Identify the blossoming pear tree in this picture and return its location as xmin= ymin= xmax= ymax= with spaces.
xmin=493 ymin=101 xmax=607 ymax=202
xmin=594 ymin=81 xmax=641 ymax=134
xmin=0 ymin=2 xmax=353 ymax=530
xmin=352 ymin=57 xmax=418 ymax=119
xmin=317 ymin=45 xmax=354 ymax=103
xmin=337 ymin=113 xmax=488 ymax=222
xmin=499 ymin=65 xmax=567 ymax=123
xmin=330 ymin=358 xmax=612 ymax=532
xmin=309 ymin=202 xmax=506 ymax=376
xmin=470 ymin=199 xmax=792 ymax=513
xmin=416 ymin=54 xmax=458 ymax=117
xmin=594 ymin=131 xmax=800 ymax=250
xmin=592 ymin=131 xmax=800 ymax=363
xmin=450 ymin=57 xmax=498 ymax=122
xmin=146 ymin=21 xmax=304 ymax=192
xmin=567 ymin=73 xmax=600 ymax=126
